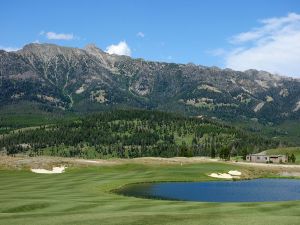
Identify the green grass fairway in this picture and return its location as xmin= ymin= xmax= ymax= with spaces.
xmin=1 ymin=162 xmax=300 ymax=225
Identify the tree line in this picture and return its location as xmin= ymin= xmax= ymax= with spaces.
xmin=0 ymin=109 xmax=282 ymax=159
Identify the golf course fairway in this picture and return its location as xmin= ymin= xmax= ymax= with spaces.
xmin=1 ymin=159 xmax=300 ymax=225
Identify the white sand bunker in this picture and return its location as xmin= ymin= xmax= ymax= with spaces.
xmin=209 ymin=173 xmax=233 ymax=179
xmin=228 ymin=170 xmax=242 ymax=176
xmin=209 ymin=170 xmax=242 ymax=179
xmin=31 ymin=166 xmax=66 ymax=174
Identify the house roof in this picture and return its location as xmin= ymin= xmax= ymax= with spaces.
xmin=248 ymin=154 xmax=286 ymax=157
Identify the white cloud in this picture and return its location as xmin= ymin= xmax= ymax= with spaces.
xmin=137 ymin=32 xmax=145 ymax=38
xmin=40 ymin=31 xmax=74 ymax=40
xmin=230 ymin=13 xmax=300 ymax=44
xmin=0 ymin=46 xmax=20 ymax=52
xmin=225 ymin=13 xmax=300 ymax=77
xmin=105 ymin=41 xmax=131 ymax=56
xmin=46 ymin=32 xmax=74 ymax=40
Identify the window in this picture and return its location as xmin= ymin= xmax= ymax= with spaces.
xmin=257 ymin=157 xmax=260 ymax=160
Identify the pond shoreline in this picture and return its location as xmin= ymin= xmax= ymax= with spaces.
xmin=115 ymin=178 xmax=300 ymax=203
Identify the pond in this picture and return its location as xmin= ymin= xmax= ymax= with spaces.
xmin=116 ymin=179 xmax=300 ymax=202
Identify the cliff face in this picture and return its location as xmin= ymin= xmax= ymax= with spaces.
xmin=1 ymin=43 xmax=300 ymax=122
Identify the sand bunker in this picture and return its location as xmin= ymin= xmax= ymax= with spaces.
xmin=31 ymin=166 xmax=66 ymax=174
xmin=209 ymin=170 xmax=242 ymax=179
xmin=209 ymin=173 xmax=234 ymax=179
xmin=228 ymin=170 xmax=242 ymax=176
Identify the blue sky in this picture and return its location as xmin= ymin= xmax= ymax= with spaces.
xmin=1 ymin=0 xmax=300 ymax=77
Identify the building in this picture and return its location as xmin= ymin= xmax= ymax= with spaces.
xmin=246 ymin=154 xmax=288 ymax=164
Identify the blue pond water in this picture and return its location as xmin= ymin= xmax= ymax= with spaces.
xmin=118 ymin=179 xmax=300 ymax=202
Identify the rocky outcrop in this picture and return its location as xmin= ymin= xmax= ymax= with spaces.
xmin=1 ymin=43 xmax=300 ymax=122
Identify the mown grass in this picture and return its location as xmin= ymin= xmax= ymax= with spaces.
xmin=0 ymin=162 xmax=300 ymax=225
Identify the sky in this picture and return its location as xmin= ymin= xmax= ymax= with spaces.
xmin=1 ymin=0 xmax=300 ymax=77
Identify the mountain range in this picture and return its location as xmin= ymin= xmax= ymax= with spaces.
xmin=1 ymin=43 xmax=300 ymax=123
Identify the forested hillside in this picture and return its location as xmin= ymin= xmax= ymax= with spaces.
xmin=0 ymin=110 xmax=281 ymax=159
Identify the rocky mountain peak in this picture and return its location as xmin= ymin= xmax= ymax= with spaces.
xmin=1 ymin=42 xmax=300 ymax=122
xmin=18 ymin=43 xmax=84 ymax=60
xmin=84 ymin=44 xmax=105 ymax=54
